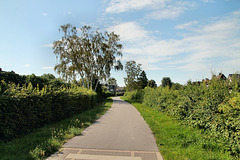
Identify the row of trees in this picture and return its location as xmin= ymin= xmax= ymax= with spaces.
xmin=124 ymin=60 xmax=182 ymax=91
xmin=0 ymin=71 xmax=65 ymax=91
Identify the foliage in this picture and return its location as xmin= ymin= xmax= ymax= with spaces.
xmin=123 ymin=89 xmax=144 ymax=102
xmin=53 ymin=24 xmax=123 ymax=91
xmin=25 ymin=74 xmax=48 ymax=89
xmin=94 ymin=81 xmax=115 ymax=102
xmin=137 ymin=70 xmax=148 ymax=89
xmin=122 ymin=98 xmax=235 ymax=160
xmin=171 ymin=82 xmax=183 ymax=90
xmin=0 ymin=98 xmax=112 ymax=160
xmin=124 ymin=77 xmax=240 ymax=157
xmin=40 ymin=73 xmax=56 ymax=80
xmin=107 ymin=77 xmax=117 ymax=86
xmin=161 ymin=77 xmax=172 ymax=88
xmin=0 ymin=71 xmax=26 ymax=86
xmin=0 ymin=71 xmax=66 ymax=90
xmin=143 ymin=87 xmax=179 ymax=112
xmin=147 ymin=79 xmax=157 ymax=88
xmin=124 ymin=61 xmax=142 ymax=91
xmin=0 ymin=82 xmax=97 ymax=141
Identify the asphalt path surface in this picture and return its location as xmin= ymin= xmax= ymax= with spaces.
xmin=63 ymin=97 xmax=159 ymax=152
xmin=47 ymin=97 xmax=163 ymax=160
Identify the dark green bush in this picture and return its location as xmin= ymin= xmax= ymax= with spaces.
xmin=0 ymin=71 xmax=26 ymax=86
xmin=123 ymin=89 xmax=144 ymax=102
xmin=0 ymin=83 xmax=96 ymax=141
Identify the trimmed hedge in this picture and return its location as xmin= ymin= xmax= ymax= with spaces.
xmin=0 ymin=83 xmax=97 ymax=141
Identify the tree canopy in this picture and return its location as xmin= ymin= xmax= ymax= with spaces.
xmin=161 ymin=77 xmax=172 ymax=88
xmin=53 ymin=24 xmax=123 ymax=91
xmin=107 ymin=77 xmax=117 ymax=86
xmin=137 ymin=70 xmax=148 ymax=89
xmin=147 ymin=79 xmax=157 ymax=88
xmin=124 ymin=60 xmax=142 ymax=91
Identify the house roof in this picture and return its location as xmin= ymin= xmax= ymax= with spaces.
xmin=216 ymin=73 xmax=227 ymax=80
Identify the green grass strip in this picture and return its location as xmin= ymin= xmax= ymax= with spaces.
xmin=0 ymin=98 xmax=112 ymax=160
xmin=122 ymin=98 xmax=235 ymax=160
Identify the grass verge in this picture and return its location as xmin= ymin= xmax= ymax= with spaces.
xmin=122 ymin=98 xmax=235 ymax=160
xmin=0 ymin=98 xmax=112 ymax=160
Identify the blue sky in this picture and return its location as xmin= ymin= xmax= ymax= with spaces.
xmin=0 ymin=0 xmax=240 ymax=86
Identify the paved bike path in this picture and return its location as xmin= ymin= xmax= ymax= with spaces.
xmin=47 ymin=97 xmax=163 ymax=160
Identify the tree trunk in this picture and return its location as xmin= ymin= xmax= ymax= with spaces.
xmin=78 ymin=71 xmax=85 ymax=87
xmin=94 ymin=79 xmax=99 ymax=92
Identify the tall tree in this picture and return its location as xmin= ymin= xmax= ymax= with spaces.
xmin=147 ymin=79 xmax=157 ymax=88
xmin=137 ymin=70 xmax=148 ymax=89
xmin=124 ymin=60 xmax=142 ymax=91
xmin=161 ymin=77 xmax=172 ymax=88
xmin=53 ymin=24 xmax=123 ymax=91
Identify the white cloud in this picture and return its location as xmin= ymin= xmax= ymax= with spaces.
xmin=106 ymin=0 xmax=166 ymax=13
xmin=24 ymin=64 xmax=30 ymax=68
xmin=41 ymin=44 xmax=53 ymax=47
xmin=108 ymin=11 xmax=240 ymax=73
xmin=146 ymin=4 xmax=184 ymax=19
xmin=42 ymin=13 xmax=48 ymax=16
xmin=177 ymin=63 xmax=209 ymax=72
xmin=105 ymin=0 xmax=195 ymax=20
xmin=175 ymin=21 xmax=198 ymax=29
xmin=107 ymin=22 xmax=149 ymax=42
xmin=107 ymin=22 xmax=178 ymax=70
xmin=166 ymin=12 xmax=240 ymax=72
xmin=147 ymin=1 xmax=195 ymax=20
xmin=41 ymin=67 xmax=54 ymax=70
xmin=203 ymin=0 xmax=215 ymax=3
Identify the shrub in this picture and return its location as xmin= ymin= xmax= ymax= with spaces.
xmin=124 ymin=78 xmax=240 ymax=156
xmin=0 ymin=82 xmax=97 ymax=141
xmin=123 ymin=89 xmax=144 ymax=102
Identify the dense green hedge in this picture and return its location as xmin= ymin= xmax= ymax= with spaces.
xmin=0 ymin=82 xmax=97 ymax=141
xmin=123 ymin=78 xmax=240 ymax=157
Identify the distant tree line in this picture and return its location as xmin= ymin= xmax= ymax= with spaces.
xmin=124 ymin=60 xmax=183 ymax=91
xmin=0 ymin=71 xmax=66 ymax=90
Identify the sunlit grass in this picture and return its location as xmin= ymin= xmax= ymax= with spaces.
xmin=0 ymin=98 xmax=112 ymax=160
xmin=122 ymin=98 xmax=235 ymax=160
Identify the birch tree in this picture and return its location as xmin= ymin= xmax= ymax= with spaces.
xmin=124 ymin=61 xmax=142 ymax=91
xmin=53 ymin=24 xmax=123 ymax=91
